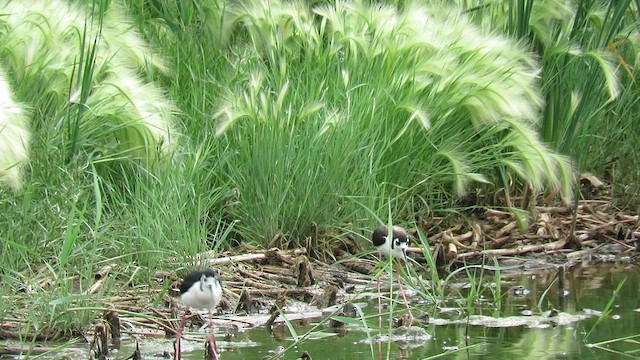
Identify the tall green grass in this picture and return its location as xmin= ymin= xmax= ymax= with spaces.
xmin=0 ymin=0 xmax=229 ymax=338
xmin=206 ymin=0 xmax=573 ymax=244
xmin=0 ymin=0 xmax=175 ymax=167
xmin=0 ymin=0 xmax=637 ymax=342
xmin=461 ymin=0 xmax=640 ymax=209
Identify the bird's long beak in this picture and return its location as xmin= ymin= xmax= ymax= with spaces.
xmin=199 ymin=274 xmax=207 ymax=292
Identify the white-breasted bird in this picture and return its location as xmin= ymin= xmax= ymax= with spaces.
xmin=179 ymin=269 xmax=223 ymax=311
xmin=371 ymin=225 xmax=413 ymax=323
xmin=372 ymin=225 xmax=411 ymax=260
xmin=175 ymin=269 xmax=223 ymax=360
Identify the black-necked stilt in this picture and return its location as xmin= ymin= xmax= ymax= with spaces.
xmin=175 ymin=269 xmax=223 ymax=360
xmin=372 ymin=225 xmax=413 ymax=320
xmin=372 ymin=225 xmax=411 ymax=260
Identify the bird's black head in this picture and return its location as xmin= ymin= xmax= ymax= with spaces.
xmin=372 ymin=225 xmax=411 ymax=259
xmin=179 ymin=269 xmax=222 ymax=295
xmin=372 ymin=226 xmax=410 ymax=245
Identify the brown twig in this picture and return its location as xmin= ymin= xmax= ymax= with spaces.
xmin=457 ymin=239 xmax=567 ymax=259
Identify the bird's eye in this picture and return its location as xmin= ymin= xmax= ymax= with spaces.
xmin=394 ymin=239 xmax=400 ymax=246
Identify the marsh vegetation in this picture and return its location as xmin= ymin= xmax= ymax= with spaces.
xmin=0 ymin=0 xmax=638 ymax=358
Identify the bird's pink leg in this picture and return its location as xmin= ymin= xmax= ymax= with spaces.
xmin=174 ymin=313 xmax=186 ymax=360
xmin=205 ymin=310 xmax=219 ymax=360
xmin=395 ymin=262 xmax=413 ymax=320
xmin=376 ymin=276 xmax=382 ymax=360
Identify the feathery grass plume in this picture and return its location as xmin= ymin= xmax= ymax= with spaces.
xmin=75 ymin=69 xmax=176 ymax=160
xmin=323 ymin=1 xmax=572 ymax=198
xmin=231 ymin=0 xmax=320 ymax=58
xmin=212 ymin=0 xmax=577 ymax=243
xmin=461 ymin=0 xmax=633 ymax=158
xmin=0 ymin=0 xmax=175 ymax=163
xmin=487 ymin=0 xmax=638 ymax=211
xmin=0 ymin=68 xmax=29 ymax=191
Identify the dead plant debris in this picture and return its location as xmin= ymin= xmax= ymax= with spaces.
xmin=1 ymin=197 xmax=638 ymax=358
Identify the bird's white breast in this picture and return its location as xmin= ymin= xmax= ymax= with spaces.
xmin=377 ymin=241 xmax=407 ymax=260
xmin=180 ymin=279 xmax=223 ymax=310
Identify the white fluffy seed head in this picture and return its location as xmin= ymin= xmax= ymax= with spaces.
xmin=0 ymin=69 xmax=29 ymax=191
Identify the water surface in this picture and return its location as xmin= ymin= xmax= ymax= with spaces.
xmin=132 ymin=262 xmax=640 ymax=359
xmin=2 ymin=262 xmax=639 ymax=359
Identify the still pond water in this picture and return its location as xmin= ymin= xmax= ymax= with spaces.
xmin=3 ymin=262 xmax=640 ymax=359
xmin=119 ymin=262 xmax=640 ymax=360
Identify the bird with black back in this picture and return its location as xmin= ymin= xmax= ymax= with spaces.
xmin=175 ymin=269 xmax=223 ymax=360
xmin=371 ymin=225 xmax=413 ymax=320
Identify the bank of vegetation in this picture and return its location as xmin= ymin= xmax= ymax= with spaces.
xmin=0 ymin=0 xmax=637 ymax=343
